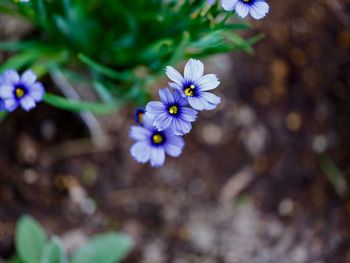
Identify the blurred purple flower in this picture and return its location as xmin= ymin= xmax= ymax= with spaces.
xmin=0 ymin=98 xmax=5 ymax=112
xmin=208 ymin=0 xmax=216 ymax=5
xmin=129 ymin=116 xmax=185 ymax=167
xmin=146 ymin=88 xmax=198 ymax=136
xmin=134 ymin=107 xmax=145 ymax=125
xmin=0 ymin=69 xmax=45 ymax=112
xmin=165 ymin=58 xmax=221 ymax=111
xmin=221 ymin=0 xmax=269 ymax=19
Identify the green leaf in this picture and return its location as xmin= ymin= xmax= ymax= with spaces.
xmin=44 ymin=93 xmax=118 ymax=114
xmin=319 ymin=155 xmax=349 ymax=198
xmin=0 ymin=41 xmax=40 ymax=51
xmin=0 ymin=51 xmax=40 ymax=73
xmin=71 ymin=233 xmax=133 ymax=263
xmin=41 ymin=237 xmax=68 ymax=263
xmin=36 ymin=0 xmax=48 ymax=27
xmin=7 ymin=256 xmax=25 ymax=263
xmin=225 ymin=23 xmax=252 ymax=30
xmin=167 ymin=31 xmax=190 ymax=68
xmin=78 ymin=54 xmax=133 ymax=81
xmin=93 ymin=80 xmax=115 ymax=104
xmin=16 ymin=216 xmax=47 ymax=263
xmin=189 ymin=30 xmax=224 ymax=50
xmin=246 ymin=33 xmax=264 ymax=46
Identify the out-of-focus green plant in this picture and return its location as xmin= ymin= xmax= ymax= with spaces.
xmin=8 ymin=216 xmax=133 ymax=263
xmin=0 ymin=0 xmax=260 ymax=113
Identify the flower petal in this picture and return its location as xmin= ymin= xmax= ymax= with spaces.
xmin=142 ymin=115 xmax=156 ymax=130
xmin=131 ymin=141 xmax=151 ymax=163
xmin=167 ymin=134 xmax=185 ymax=147
xmin=169 ymin=82 xmax=183 ymax=93
xmin=250 ymin=1 xmax=269 ymax=19
xmin=173 ymin=90 xmax=188 ymax=106
xmin=171 ymin=118 xmax=192 ymax=135
xmin=180 ymin=107 xmax=198 ymax=122
xmin=28 ymin=82 xmax=45 ymax=102
xmin=19 ymin=96 xmax=36 ymax=111
xmin=205 ymin=103 xmax=218 ymax=110
xmin=159 ymin=88 xmax=174 ymax=105
xmin=150 ymin=147 xmax=166 ymax=167
xmin=129 ymin=126 xmax=151 ymax=141
xmin=4 ymin=98 xmax=18 ymax=112
xmin=154 ymin=112 xmax=172 ymax=131
xmin=221 ymin=0 xmax=238 ymax=11
xmin=184 ymin=59 xmax=204 ymax=83
xmin=0 ymin=84 xmax=14 ymax=98
xmin=0 ymin=70 xmax=19 ymax=85
xmin=165 ymin=66 xmax=184 ymax=86
xmin=21 ymin=70 xmax=37 ymax=86
xmin=201 ymin=92 xmax=221 ymax=106
xmin=188 ymin=96 xmax=209 ymax=111
xmin=196 ymin=74 xmax=220 ymax=91
xmin=164 ymin=141 xmax=184 ymax=157
xmin=235 ymin=1 xmax=250 ymax=18
xmin=0 ymin=99 xmax=5 ymax=111
xmin=146 ymin=101 xmax=165 ymax=118
xmin=165 ymin=135 xmax=185 ymax=157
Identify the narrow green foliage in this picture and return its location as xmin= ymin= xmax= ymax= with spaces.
xmin=44 ymin=93 xmax=119 ymax=114
xmin=0 ymin=0 xmax=260 ymax=112
xmin=78 ymin=54 xmax=133 ymax=81
xmin=319 ymin=155 xmax=349 ymax=198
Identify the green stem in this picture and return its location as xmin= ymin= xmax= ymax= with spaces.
xmin=44 ymin=93 xmax=119 ymax=114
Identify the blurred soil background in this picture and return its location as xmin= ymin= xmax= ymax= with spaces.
xmin=0 ymin=0 xmax=350 ymax=262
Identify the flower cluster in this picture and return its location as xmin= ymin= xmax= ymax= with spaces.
xmin=0 ymin=69 xmax=45 ymax=112
xmin=129 ymin=59 xmax=221 ymax=167
xmin=221 ymin=0 xmax=270 ymax=19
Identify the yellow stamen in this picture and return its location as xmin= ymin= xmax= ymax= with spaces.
xmin=184 ymin=84 xmax=195 ymax=97
xmin=152 ymin=134 xmax=163 ymax=144
xmin=15 ymin=88 xmax=25 ymax=98
xmin=138 ymin=112 xmax=143 ymax=123
xmin=168 ymin=105 xmax=178 ymax=115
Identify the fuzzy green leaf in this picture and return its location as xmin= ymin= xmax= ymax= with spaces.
xmin=41 ymin=237 xmax=68 ymax=263
xmin=16 ymin=216 xmax=47 ymax=263
xmin=71 ymin=233 xmax=133 ymax=263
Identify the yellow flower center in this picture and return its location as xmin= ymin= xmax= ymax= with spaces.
xmin=15 ymin=87 xmax=25 ymax=98
xmin=184 ymin=84 xmax=195 ymax=97
xmin=152 ymin=134 xmax=163 ymax=144
xmin=168 ymin=105 xmax=178 ymax=115
xmin=137 ymin=112 xmax=144 ymax=123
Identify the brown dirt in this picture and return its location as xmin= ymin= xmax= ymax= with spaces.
xmin=0 ymin=0 xmax=350 ymax=262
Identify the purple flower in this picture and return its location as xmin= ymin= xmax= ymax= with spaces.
xmin=221 ymin=0 xmax=269 ymax=20
xmin=146 ymin=88 xmax=198 ymax=136
xmin=208 ymin=0 xmax=216 ymax=5
xmin=165 ymin=59 xmax=221 ymax=111
xmin=0 ymin=98 xmax=5 ymax=112
xmin=0 ymin=69 xmax=45 ymax=112
xmin=129 ymin=116 xmax=185 ymax=167
xmin=134 ymin=107 xmax=145 ymax=125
